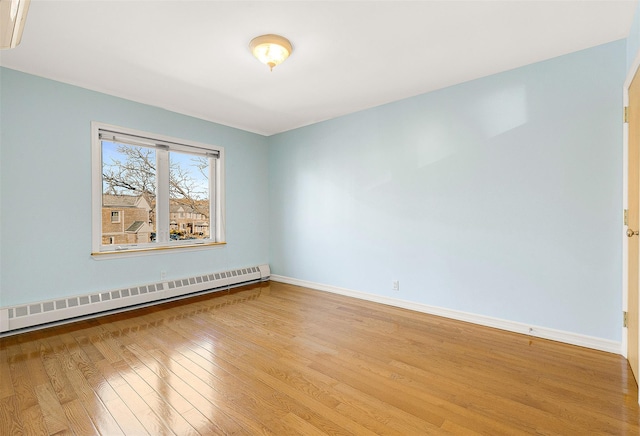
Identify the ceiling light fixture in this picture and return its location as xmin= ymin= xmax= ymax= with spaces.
xmin=0 ymin=0 xmax=30 ymax=49
xmin=249 ymin=34 xmax=293 ymax=71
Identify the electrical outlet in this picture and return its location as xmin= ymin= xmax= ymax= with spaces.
xmin=160 ymin=270 xmax=167 ymax=280
xmin=392 ymin=280 xmax=399 ymax=291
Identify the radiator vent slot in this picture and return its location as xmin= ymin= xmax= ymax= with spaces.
xmin=2 ymin=264 xmax=270 ymax=334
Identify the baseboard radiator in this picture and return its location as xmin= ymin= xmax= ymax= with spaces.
xmin=0 ymin=264 xmax=270 ymax=335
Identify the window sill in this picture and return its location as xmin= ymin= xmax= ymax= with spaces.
xmin=91 ymin=241 xmax=226 ymax=259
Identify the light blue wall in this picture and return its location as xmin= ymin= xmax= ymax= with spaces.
xmin=0 ymin=68 xmax=270 ymax=307
xmin=269 ymin=40 xmax=626 ymax=341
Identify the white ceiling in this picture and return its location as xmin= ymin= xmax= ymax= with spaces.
xmin=0 ymin=1 xmax=636 ymax=136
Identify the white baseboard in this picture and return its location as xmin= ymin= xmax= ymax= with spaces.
xmin=270 ymin=275 xmax=622 ymax=355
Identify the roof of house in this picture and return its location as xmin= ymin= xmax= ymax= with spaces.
xmin=103 ymin=194 xmax=139 ymax=207
xmin=103 ymin=194 xmax=151 ymax=210
xmin=169 ymin=201 xmax=208 ymax=215
xmin=125 ymin=221 xmax=146 ymax=233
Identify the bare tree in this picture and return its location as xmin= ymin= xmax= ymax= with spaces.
xmin=103 ymin=144 xmax=209 ymax=217
xmin=102 ymin=145 xmax=156 ymax=197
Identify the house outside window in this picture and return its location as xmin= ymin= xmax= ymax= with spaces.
xmin=101 ymin=195 xmax=153 ymax=245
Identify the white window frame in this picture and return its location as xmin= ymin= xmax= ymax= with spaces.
xmin=91 ymin=122 xmax=225 ymax=256
xmin=111 ymin=210 xmax=121 ymax=223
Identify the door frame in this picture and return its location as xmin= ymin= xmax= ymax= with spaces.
xmin=623 ymin=51 xmax=640 ymax=405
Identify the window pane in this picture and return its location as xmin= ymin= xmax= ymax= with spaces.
xmin=169 ymin=152 xmax=210 ymax=241
xmin=101 ymin=141 xmax=156 ymax=245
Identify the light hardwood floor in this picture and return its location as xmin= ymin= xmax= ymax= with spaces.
xmin=1 ymin=281 xmax=639 ymax=435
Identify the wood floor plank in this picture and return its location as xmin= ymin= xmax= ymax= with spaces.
xmin=181 ymin=407 xmax=229 ymax=435
xmin=281 ymin=411 xmax=337 ymax=436
xmin=7 ymin=341 xmax=39 ymax=413
xmin=35 ymin=382 xmax=72 ymax=435
xmin=21 ymin=402 xmax=50 ymax=435
xmin=0 ymin=395 xmax=25 ymax=435
xmin=61 ymin=398 xmax=99 ymax=435
xmin=100 ymin=394 xmax=150 ymax=435
xmin=0 ymin=281 xmax=638 ymax=435
xmin=0 ymin=338 xmax=16 ymax=400
xmin=16 ymin=336 xmax=50 ymax=387
xmin=38 ymin=336 xmax=78 ymax=405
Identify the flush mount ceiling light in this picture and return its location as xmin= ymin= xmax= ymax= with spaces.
xmin=249 ymin=34 xmax=293 ymax=71
xmin=0 ymin=0 xmax=30 ymax=49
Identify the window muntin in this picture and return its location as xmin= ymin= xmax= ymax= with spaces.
xmin=92 ymin=122 xmax=225 ymax=255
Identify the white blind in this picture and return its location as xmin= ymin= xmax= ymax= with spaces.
xmin=99 ymin=129 xmax=220 ymax=158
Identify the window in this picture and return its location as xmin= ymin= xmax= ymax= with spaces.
xmin=92 ymin=122 xmax=225 ymax=255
